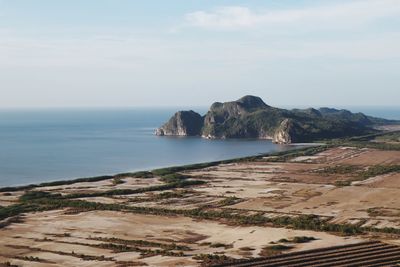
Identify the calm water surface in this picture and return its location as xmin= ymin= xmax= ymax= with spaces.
xmin=0 ymin=108 xmax=289 ymax=186
xmin=0 ymin=106 xmax=398 ymax=187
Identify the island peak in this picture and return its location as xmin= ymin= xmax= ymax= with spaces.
xmin=237 ymin=95 xmax=269 ymax=109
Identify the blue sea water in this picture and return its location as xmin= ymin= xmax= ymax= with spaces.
xmin=0 ymin=108 xmax=289 ymax=187
xmin=0 ymin=106 xmax=398 ymax=187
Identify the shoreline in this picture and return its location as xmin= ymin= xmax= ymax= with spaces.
xmin=1 ymin=129 xmax=396 ymax=189
xmin=1 ymin=132 xmax=399 ymax=266
xmin=0 ymin=143 xmax=318 ymax=191
xmin=0 ymin=137 xmax=294 ymax=189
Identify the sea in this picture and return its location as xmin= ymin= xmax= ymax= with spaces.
xmin=0 ymin=106 xmax=399 ymax=187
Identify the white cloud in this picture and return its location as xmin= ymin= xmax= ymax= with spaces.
xmin=184 ymin=0 xmax=400 ymax=31
xmin=0 ymin=1 xmax=399 ymax=107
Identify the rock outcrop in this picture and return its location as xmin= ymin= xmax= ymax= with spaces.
xmin=156 ymin=95 xmax=395 ymax=144
xmin=273 ymin=119 xmax=294 ymax=144
xmin=155 ymin=110 xmax=203 ymax=136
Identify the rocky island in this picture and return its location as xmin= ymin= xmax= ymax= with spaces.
xmin=156 ymin=95 xmax=396 ymax=144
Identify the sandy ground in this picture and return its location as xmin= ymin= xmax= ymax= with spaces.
xmin=187 ymin=162 xmax=353 ymax=185
xmin=0 ymin=191 xmax=24 ymax=207
xmin=336 ymin=150 xmax=400 ymax=165
xmin=353 ymin=172 xmax=400 ymax=188
xmin=0 ymin=210 xmax=363 ymax=266
xmin=291 ymin=147 xmax=365 ymax=164
xmin=35 ymin=177 xmax=163 ymax=196
xmin=1 ymin=146 xmax=399 ymax=266
xmin=187 ymin=147 xmax=400 ymax=229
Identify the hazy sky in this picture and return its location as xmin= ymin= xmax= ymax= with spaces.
xmin=0 ymin=0 xmax=399 ymax=108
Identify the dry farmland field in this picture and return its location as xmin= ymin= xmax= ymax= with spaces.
xmin=216 ymin=241 xmax=400 ymax=267
xmin=1 ymin=132 xmax=400 ymax=266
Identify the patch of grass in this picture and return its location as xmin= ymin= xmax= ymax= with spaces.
xmin=19 ymin=191 xmax=61 ymax=202
xmin=112 ymin=177 xmax=125 ymax=185
xmin=292 ymin=236 xmax=317 ymax=243
xmin=265 ymin=145 xmax=330 ymax=162
xmin=239 ymin=246 xmax=255 ymax=251
xmin=332 ymin=164 xmax=400 ymax=186
xmin=117 ymin=171 xmax=154 ymax=178
xmin=152 ymin=162 xmax=221 ymax=176
xmin=327 ymin=131 xmax=400 ymax=150
xmin=259 ymin=245 xmax=292 ymax=256
xmin=89 ymin=236 xmax=191 ymax=251
xmin=0 ymin=262 xmax=19 ymax=267
xmin=272 ymin=214 xmax=364 ymax=235
xmin=269 ymin=244 xmax=293 ymax=250
xmin=93 ymin=242 xmax=185 ymax=257
xmin=0 ymin=171 xmax=155 ymax=193
xmin=217 ymin=196 xmax=241 ymax=207
xmin=334 ymin=180 xmax=352 ymax=187
xmin=0 ymin=203 xmax=43 ymax=221
xmin=193 ymin=254 xmax=235 ymax=266
xmin=358 ymin=165 xmax=400 ymax=180
xmin=316 ymin=165 xmax=360 ymax=175
xmin=153 ymin=190 xmax=188 ymax=200
xmin=64 ymin=180 xmax=206 ymax=199
xmin=7 ymin=244 xmax=113 ymax=262
xmin=367 ymin=207 xmax=400 ymax=217
xmin=159 ymin=173 xmax=188 ymax=183
xmin=209 ymin=242 xmax=233 ymax=249
xmin=15 ymin=256 xmax=42 ymax=262
xmin=344 ymin=141 xmax=400 ymax=151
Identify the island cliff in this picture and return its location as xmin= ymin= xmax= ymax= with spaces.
xmin=155 ymin=110 xmax=203 ymax=136
xmin=156 ymin=95 xmax=396 ymax=144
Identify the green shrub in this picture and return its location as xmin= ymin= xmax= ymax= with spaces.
xmin=335 ymin=180 xmax=352 ymax=187
xmin=358 ymin=165 xmax=400 ymax=179
xmin=160 ymin=173 xmax=188 ymax=183
xmin=19 ymin=191 xmax=61 ymax=202
xmin=292 ymin=236 xmax=317 ymax=243
xmin=112 ymin=177 xmax=124 ymax=185
xmin=217 ymin=196 xmax=240 ymax=207
xmin=316 ymin=165 xmax=360 ymax=175
xmin=268 ymin=244 xmax=292 ymax=250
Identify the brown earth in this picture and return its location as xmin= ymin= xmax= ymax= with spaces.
xmin=1 ymin=146 xmax=399 ymax=266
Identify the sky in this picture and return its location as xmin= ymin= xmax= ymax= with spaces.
xmin=0 ymin=0 xmax=399 ymax=108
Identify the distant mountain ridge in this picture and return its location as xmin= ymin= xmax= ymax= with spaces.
xmin=155 ymin=95 xmax=398 ymax=144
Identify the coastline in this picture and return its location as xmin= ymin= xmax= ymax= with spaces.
xmin=0 ymin=122 xmax=293 ymax=188
xmin=1 ymin=132 xmax=399 ymax=266
xmin=2 ymin=105 xmax=398 ymax=188
xmin=0 ymin=143 xmax=316 ymax=191
xmin=0 ymin=133 xmax=391 ymax=189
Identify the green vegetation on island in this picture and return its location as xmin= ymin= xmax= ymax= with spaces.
xmin=156 ymin=95 xmax=399 ymax=144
